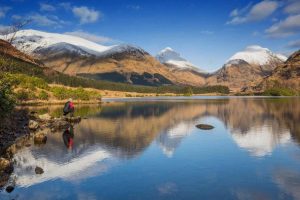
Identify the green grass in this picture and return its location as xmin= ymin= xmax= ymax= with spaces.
xmin=50 ymin=86 xmax=101 ymax=100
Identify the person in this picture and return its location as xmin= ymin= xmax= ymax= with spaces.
xmin=63 ymin=98 xmax=74 ymax=117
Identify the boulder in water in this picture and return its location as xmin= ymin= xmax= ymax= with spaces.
xmin=196 ymin=124 xmax=214 ymax=130
xmin=5 ymin=185 xmax=14 ymax=193
xmin=35 ymin=166 xmax=44 ymax=174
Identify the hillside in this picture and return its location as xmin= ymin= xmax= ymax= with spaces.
xmin=255 ymin=50 xmax=300 ymax=95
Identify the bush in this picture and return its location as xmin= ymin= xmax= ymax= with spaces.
xmin=15 ymin=89 xmax=36 ymax=100
xmin=38 ymin=90 xmax=49 ymax=100
xmin=0 ymin=75 xmax=15 ymax=116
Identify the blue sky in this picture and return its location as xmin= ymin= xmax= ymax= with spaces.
xmin=0 ymin=0 xmax=300 ymax=71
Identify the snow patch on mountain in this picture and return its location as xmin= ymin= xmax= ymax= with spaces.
xmin=156 ymin=47 xmax=206 ymax=73
xmin=227 ymin=45 xmax=287 ymax=65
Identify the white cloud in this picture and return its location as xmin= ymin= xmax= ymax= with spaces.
xmin=284 ymin=0 xmax=300 ymax=15
xmin=59 ymin=2 xmax=72 ymax=10
xmin=286 ymin=40 xmax=300 ymax=49
xmin=266 ymin=14 xmax=300 ymax=37
xmin=227 ymin=1 xmax=278 ymax=25
xmin=127 ymin=5 xmax=141 ymax=10
xmin=29 ymin=14 xmax=66 ymax=28
xmin=0 ymin=25 xmax=12 ymax=35
xmin=40 ymin=3 xmax=56 ymax=12
xmin=0 ymin=6 xmax=10 ymax=18
xmin=11 ymin=14 xmax=22 ymax=20
xmin=72 ymin=6 xmax=100 ymax=24
xmin=200 ymin=30 xmax=214 ymax=35
xmin=64 ymin=30 xmax=113 ymax=44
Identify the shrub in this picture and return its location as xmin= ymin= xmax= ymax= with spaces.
xmin=38 ymin=90 xmax=49 ymax=100
xmin=15 ymin=89 xmax=36 ymax=100
xmin=0 ymin=75 xmax=15 ymax=116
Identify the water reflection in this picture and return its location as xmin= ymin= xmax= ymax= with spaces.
xmin=62 ymin=124 xmax=74 ymax=150
xmin=3 ymin=97 xmax=300 ymax=199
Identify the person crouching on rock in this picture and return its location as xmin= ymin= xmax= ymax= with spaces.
xmin=63 ymin=98 xmax=75 ymax=117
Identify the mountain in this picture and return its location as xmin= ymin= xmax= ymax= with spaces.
xmin=255 ymin=49 xmax=300 ymax=92
xmin=156 ymin=47 xmax=206 ymax=73
xmin=0 ymin=30 xmax=208 ymax=86
xmin=206 ymin=45 xmax=287 ymax=91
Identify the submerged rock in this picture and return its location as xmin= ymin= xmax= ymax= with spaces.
xmin=35 ymin=166 xmax=44 ymax=174
xmin=5 ymin=185 xmax=14 ymax=193
xmin=196 ymin=124 xmax=214 ymax=130
xmin=34 ymin=133 xmax=47 ymax=145
xmin=28 ymin=120 xmax=39 ymax=130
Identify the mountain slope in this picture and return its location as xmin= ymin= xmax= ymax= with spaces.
xmin=1 ymin=30 xmax=209 ymax=86
xmin=255 ymin=50 xmax=300 ymax=93
xmin=206 ymin=45 xmax=287 ymax=91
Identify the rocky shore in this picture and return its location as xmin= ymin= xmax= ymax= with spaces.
xmin=0 ymin=110 xmax=81 ymax=190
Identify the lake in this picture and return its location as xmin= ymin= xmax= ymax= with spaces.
xmin=1 ymin=97 xmax=300 ymax=200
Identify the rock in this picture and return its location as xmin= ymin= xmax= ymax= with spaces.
xmin=28 ymin=120 xmax=39 ymax=130
xmin=25 ymin=143 xmax=31 ymax=147
xmin=0 ymin=158 xmax=13 ymax=173
xmin=65 ymin=116 xmax=81 ymax=123
xmin=5 ymin=185 xmax=14 ymax=193
xmin=51 ymin=120 xmax=69 ymax=131
xmin=196 ymin=124 xmax=214 ymax=130
xmin=35 ymin=166 xmax=44 ymax=174
xmin=34 ymin=133 xmax=47 ymax=145
xmin=0 ymin=174 xmax=10 ymax=188
xmin=39 ymin=113 xmax=52 ymax=121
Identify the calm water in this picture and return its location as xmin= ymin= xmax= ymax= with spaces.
xmin=1 ymin=97 xmax=300 ymax=200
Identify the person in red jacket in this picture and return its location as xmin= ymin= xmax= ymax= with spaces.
xmin=63 ymin=98 xmax=75 ymax=117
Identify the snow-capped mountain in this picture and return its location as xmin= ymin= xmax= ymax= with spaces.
xmin=156 ymin=47 xmax=206 ymax=73
xmin=226 ymin=45 xmax=287 ymax=66
xmin=0 ymin=29 xmax=147 ymax=57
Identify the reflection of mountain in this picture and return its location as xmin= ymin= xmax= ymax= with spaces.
xmin=157 ymin=121 xmax=193 ymax=157
xmin=13 ymin=146 xmax=110 ymax=187
xmin=231 ymin=125 xmax=290 ymax=157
